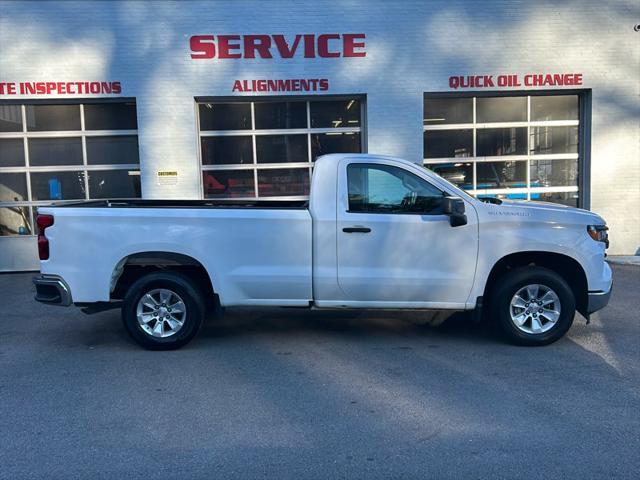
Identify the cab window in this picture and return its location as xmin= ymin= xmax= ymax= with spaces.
xmin=347 ymin=163 xmax=445 ymax=214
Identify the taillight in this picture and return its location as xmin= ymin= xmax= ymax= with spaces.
xmin=37 ymin=214 xmax=54 ymax=260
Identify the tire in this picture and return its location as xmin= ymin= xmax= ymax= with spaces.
xmin=490 ymin=266 xmax=576 ymax=346
xmin=122 ymin=271 xmax=205 ymax=350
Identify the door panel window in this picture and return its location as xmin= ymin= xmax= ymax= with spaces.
xmin=0 ymin=139 xmax=25 ymax=167
xmin=203 ymin=170 xmax=255 ymax=198
xmin=423 ymin=97 xmax=473 ymax=125
xmin=427 ymin=162 xmax=473 ymax=188
xmin=254 ymin=102 xmax=307 ymax=129
xmin=0 ymin=172 xmax=28 ymax=202
xmin=28 ymin=138 xmax=83 ymax=166
xmin=200 ymin=136 xmax=253 ymax=165
xmin=256 ymin=135 xmax=308 ymax=164
xmin=0 ymin=206 xmax=32 ymax=236
xmin=257 ymin=168 xmax=310 ymax=197
xmin=84 ymin=102 xmax=138 ymax=130
xmin=87 ymin=170 xmax=141 ymax=198
xmin=476 ymin=161 xmax=527 ymax=189
xmin=86 ymin=135 xmax=139 ymax=165
xmin=0 ymin=105 xmax=23 ymax=132
xmin=199 ymin=102 xmax=251 ymax=131
xmin=476 ymin=96 xmax=527 ymax=123
xmin=530 ymin=126 xmax=578 ymax=154
xmin=424 ymin=129 xmax=473 ymax=158
xmin=310 ymin=99 xmax=360 ymax=128
xmin=26 ymin=104 xmax=81 ymax=131
xmin=30 ymin=171 xmax=86 ymax=201
xmin=347 ymin=164 xmax=444 ymax=214
xmin=531 ymin=95 xmax=578 ymax=121
xmin=476 ymin=128 xmax=527 ymax=156
xmin=311 ymin=132 xmax=360 ymax=160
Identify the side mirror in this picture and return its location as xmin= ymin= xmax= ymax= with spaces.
xmin=442 ymin=196 xmax=467 ymax=227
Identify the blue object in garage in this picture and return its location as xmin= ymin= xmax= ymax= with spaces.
xmin=49 ymin=177 xmax=62 ymax=200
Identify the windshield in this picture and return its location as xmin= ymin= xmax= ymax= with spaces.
xmin=420 ymin=165 xmax=477 ymax=203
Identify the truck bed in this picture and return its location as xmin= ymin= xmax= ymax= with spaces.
xmin=50 ymin=199 xmax=309 ymax=209
xmin=39 ymin=198 xmax=313 ymax=306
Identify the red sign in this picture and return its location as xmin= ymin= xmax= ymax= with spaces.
xmin=190 ymin=34 xmax=366 ymax=59
xmin=449 ymin=73 xmax=583 ymax=89
xmin=0 ymin=81 xmax=122 ymax=95
xmin=232 ymin=78 xmax=329 ymax=93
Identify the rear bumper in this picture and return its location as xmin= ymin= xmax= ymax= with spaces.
xmin=33 ymin=274 xmax=72 ymax=306
xmin=586 ymin=284 xmax=612 ymax=315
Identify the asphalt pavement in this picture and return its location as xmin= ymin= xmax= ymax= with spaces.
xmin=1 ymin=265 xmax=638 ymax=479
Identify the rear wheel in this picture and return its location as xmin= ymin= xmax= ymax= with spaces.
xmin=490 ymin=266 xmax=576 ymax=346
xmin=122 ymin=271 xmax=205 ymax=350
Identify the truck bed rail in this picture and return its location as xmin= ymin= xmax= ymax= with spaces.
xmin=47 ymin=199 xmax=309 ymax=209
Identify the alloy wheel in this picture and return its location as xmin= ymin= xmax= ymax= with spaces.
xmin=509 ymin=284 xmax=561 ymax=334
xmin=136 ymin=288 xmax=187 ymax=338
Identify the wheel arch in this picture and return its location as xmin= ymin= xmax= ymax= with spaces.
xmin=110 ymin=251 xmax=217 ymax=308
xmin=483 ymin=251 xmax=589 ymax=316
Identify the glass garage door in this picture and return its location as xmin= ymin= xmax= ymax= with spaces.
xmin=423 ymin=94 xmax=581 ymax=206
xmin=197 ymin=97 xmax=364 ymax=199
xmin=0 ymin=101 xmax=141 ymax=238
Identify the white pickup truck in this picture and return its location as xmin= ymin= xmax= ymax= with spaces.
xmin=33 ymin=154 xmax=612 ymax=349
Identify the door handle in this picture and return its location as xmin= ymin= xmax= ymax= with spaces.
xmin=343 ymin=226 xmax=371 ymax=233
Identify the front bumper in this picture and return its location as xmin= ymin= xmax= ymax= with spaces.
xmin=33 ymin=275 xmax=72 ymax=306
xmin=586 ymin=284 xmax=612 ymax=315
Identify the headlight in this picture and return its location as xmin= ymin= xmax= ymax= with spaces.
xmin=587 ymin=225 xmax=609 ymax=248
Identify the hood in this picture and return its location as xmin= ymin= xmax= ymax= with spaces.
xmin=485 ymin=199 xmax=605 ymax=224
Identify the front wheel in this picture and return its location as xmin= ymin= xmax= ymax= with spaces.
xmin=490 ymin=266 xmax=576 ymax=346
xmin=122 ymin=271 xmax=205 ymax=350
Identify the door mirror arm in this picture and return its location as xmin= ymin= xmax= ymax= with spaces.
xmin=442 ymin=196 xmax=468 ymax=227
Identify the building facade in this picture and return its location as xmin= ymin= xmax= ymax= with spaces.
xmin=1 ymin=0 xmax=639 ymax=271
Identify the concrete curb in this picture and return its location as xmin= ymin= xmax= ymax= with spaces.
xmin=606 ymin=256 xmax=640 ymax=266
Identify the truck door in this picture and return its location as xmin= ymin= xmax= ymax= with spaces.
xmin=336 ymin=160 xmax=478 ymax=307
